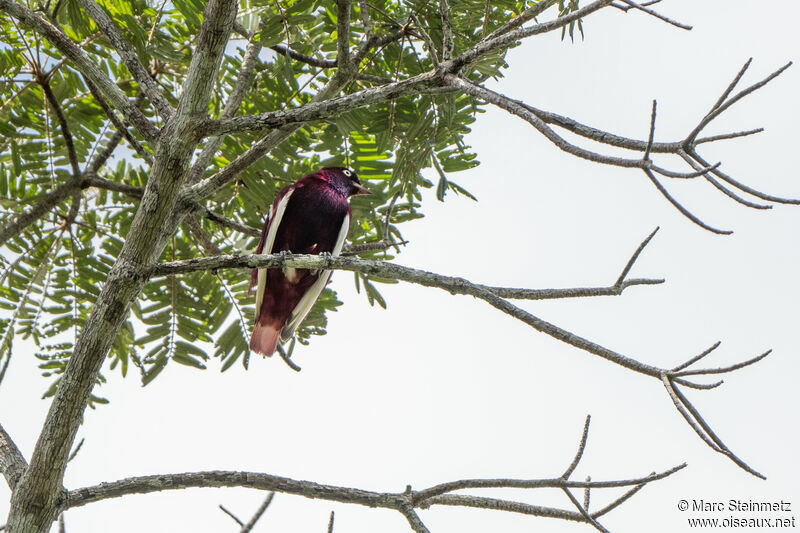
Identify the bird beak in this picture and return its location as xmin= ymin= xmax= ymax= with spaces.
xmin=354 ymin=182 xmax=371 ymax=195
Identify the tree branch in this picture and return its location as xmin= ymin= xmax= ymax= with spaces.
xmin=200 ymin=70 xmax=438 ymax=138
xmin=75 ymin=0 xmax=173 ymax=121
xmin=613 ymin=0 xmax=691 ymax=30
xmin=151 ymin=248 xmax=770 ymax=475
xmin=0 ymin=179 xmax=82 ymax=247
xmin=336 ymin=0 xmax=353 ymax=76
xmin=62 ymin=418 xmax=684 ymax=530
xmin=176 ymin=0 xmax=237 ymax=119
xmin=39 ymin=79 xmax=80 ymax=178
xmin=186 ymin=19 xmax=266 ymax=185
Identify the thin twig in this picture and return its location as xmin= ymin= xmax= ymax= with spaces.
xmin=614 ymin=0 xmax=691 ymax=30
xmin=219 ymin=505 xmax=245 ymax=527
xmin=39 ymin=78 xmax=80 ymax=177
xmin=562 ymin=487 xmax=610 ymax=533
xmin=644 ymin=99 xmax=657 ymax=161
xmin=615 ymin=227 xmax=659 ymax=287
xmin=562 ymin=415 xmax=591 ymax=479
xmin=671 ymin=341 xmax=721 ymax=372
xmin=669 ymin=382 xmax=765 ymax=478
xmin=643 ymin=168 xmax=732 ymax=235
xmin=673 ymin=349 xmax=772 ymax=377
xmin=67 ymin=438 xmax=84 ymax=463
xmin=240 ymin=492 xmax=274 ymax=533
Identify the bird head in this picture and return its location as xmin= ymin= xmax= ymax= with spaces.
xmin=320 ymin=167 xmax=370 ymax=198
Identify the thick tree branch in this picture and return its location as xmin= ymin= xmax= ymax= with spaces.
xmin=186 ymin=20 xmax=266 ymax=185
xmin=75 ymin=0 xmax=173 ymax=121
xmin=0 ymin=0 xmax=159 ymax=142
xmin=200 ymin=71 xmax=438 ymax=138
xmin=5 ymin=1 xmax=240 ymax=530
xmin=177 ymin=0 xmax=237 ymax=119
xmin=61 ymin=418 xmax=684 ymax=530
xmin=336 ymin=0 xmax=353 ymax=76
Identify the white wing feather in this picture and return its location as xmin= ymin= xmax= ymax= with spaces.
xmin=280 ymin=213 xmax=350 ymax=341
xmin=254 ymin=190 xmax=294 ymax=316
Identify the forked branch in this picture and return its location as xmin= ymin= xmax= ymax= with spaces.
xmin=62 ymin=417 xmax=684 ymax=531
xmin=152 ymin=229 xmax=770 ymax=476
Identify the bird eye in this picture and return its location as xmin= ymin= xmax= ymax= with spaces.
xmin=343 ymin=169 xmax=352 ymax=177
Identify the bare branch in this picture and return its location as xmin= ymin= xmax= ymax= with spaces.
xmin=665 ymin=377 xmax=765 ymax=479
xmin=643 ymin=99 xmax=657 ymax=161
xmin=448 ymin=76 xmax=657 ymax=169
xmin=0 ymin=0 xmax=159 ymax=142
xmin=673 ymin=349 xmax=772 ymax=378
xmin=614 ymin=0 xmax=691 ymax=30
xmin=400 ymin=504 xmax=430 ymax=533
xmin=615 ymin=227 xmax=659 ymax=287
xmin=643 ymin=168 xmax=732 ymax=235
xmin=610 ymin=0 xmax=662 ymax=12
xmin=562 ymin=415 xmax=591 ymax=479
xmin=76 ymin=0 xmax=173 ymax=120
xmin=671 ymin=341 xmax=722 ymax=372
xmin=63 ymin=463 xmax=686 ymax=518
xmin=561 ymin=487 xmax=610 ymax=533
xmin=241 ymin=492 xmax=275 ymax=533
xmin=592 ymin=481 xmax=645 ymax=518
xmin=150 ymin=250 xmax=771 ymax=475
xmin=687 ymin=149 xmax=800 ymax=205
xmin=0 ymin=423 xmax=27 ymax=491
xmin=151 ymin=254 xmax=673 ymax=390
xmin=513 ymin=99 xmax=762 ymax=153
xmin=218 ymin=505 xmax=244 ymax=527
xmin=685 ymin=61 xmax=792 ymax=145
xmin=677 ymin=149 xmax=770 ymax=210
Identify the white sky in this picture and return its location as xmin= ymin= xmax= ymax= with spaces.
xmin=2 ymin=1 xmax=799 ymax=532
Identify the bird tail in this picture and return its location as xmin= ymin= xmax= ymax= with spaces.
xmin=249 ymin=321 xmax=280 ymax=357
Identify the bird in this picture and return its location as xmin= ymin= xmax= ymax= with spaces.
xmin=249 ymin=167 xmax=369 ymax=357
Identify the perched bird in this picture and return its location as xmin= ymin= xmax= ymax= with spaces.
xmin=249 ymin=167 xmax=369 ymax=357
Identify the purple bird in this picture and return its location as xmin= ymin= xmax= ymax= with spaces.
xmin=249 ymin=167 xmax=369 ymax=357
